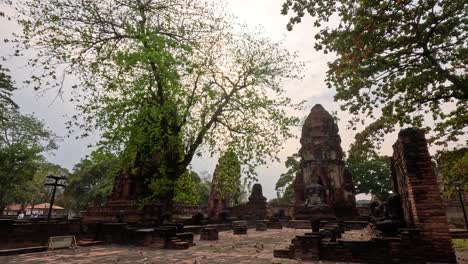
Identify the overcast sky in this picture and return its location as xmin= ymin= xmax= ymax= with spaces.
xmin=0 ymin=0 xmax=414 ymax=200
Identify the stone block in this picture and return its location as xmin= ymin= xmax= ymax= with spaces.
xmin=267 ymin=222 xmax=282 ymax=229
xmin=176 ymin=232 xmax=194 ymax=245
xmin=293 ymin=234 xmax=321 ymax=261
xmin=273 ymin=249 xmax=292 ymax=259
xmin=102 ymin=223 xmax=127 ymax=244
xmin=170 ymin=240 xmax=190 ymax=250
xmin=133 ymin=229 xmax=154 ymax=246
xmin=256 ymin=221 xmax=267 ymax=231
xmin=233 ymin=225 xmax=247 ymax=235
xmin=200 ymin=228 xmax=219 ymax=240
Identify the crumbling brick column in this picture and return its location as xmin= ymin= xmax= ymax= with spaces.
xmin=392 ymin=128 xmax=456 ymax=263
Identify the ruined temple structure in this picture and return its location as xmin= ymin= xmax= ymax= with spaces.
xmin=245 ymin=184 xmax=269 ymax=219
xmin=294 ymin=104 xmax=357 ymax=219
xmin=110 ymin=169 xmax=146 ymax=202
xmin=83 ymin=166 xmax=150 ymax=222
xmin=230 ymin=183 xmax=269 ymax=220
xmin=275 ymin=128 xmax=457 ymax=263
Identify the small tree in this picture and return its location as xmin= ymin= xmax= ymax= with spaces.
xmin=65 ymin=151 xmax=119 ymax=213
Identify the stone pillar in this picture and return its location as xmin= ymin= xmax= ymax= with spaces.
xmin=392 ymin=128 xmax=456 ymax=263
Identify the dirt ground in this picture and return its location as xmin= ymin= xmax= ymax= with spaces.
xmin=1 ymin=228 xmax=468 ymax=264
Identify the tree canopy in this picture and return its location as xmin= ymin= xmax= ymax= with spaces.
xmin=346 ymin=156 xmax=392 ymax=200
xmin=436 ymin=148 xmax=468 ymax=198
xmin=282 ymin=0 xmax=467 ymax=152
xmin=13 ymin=0 xmax=303 ymax=210
xmin=64 ymin=151 xmax=119 ymax=212
xmin=275 ymin=153 xmax=299 ymax=203
xmin=0 ymin=65 xmax=18 ymax=121
xmin=211 ymin=148 xmax=242 ymax=206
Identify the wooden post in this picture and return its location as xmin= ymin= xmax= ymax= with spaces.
xmin=44 ymin=175 xmax=67 ymax=223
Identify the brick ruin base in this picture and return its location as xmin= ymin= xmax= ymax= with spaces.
xmin=0 ymin=219 xmax=81 ymax=250
xmin=391 ymin=128 xmax=456 ymax=262
xmin=274 ymin=128 xmax=457 ymax=263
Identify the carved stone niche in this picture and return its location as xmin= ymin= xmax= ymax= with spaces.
xmin=293 ymin=104 xmax=357 ymax=219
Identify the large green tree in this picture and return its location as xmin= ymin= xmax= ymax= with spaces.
xmin=282 ymin=0 xmax=467 ymax=152
xmin=64 ymin=151 xmax=119 ymax=213
xmin=0 ymin=108 xmax=57 ymax=212
xmin=14 ymin=0 xmax=302 ymax=212
xmin=27 ymin=161 xmax=69 ymax=210
xmin=346 ymin=156 xmax=392 ymax=200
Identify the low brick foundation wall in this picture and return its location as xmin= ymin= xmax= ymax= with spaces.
xmin=0 ymin=220 xmax=82 ymax=250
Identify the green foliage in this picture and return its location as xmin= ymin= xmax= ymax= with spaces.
xmin=452 ymin=239 xmax=468 ymax=249
xmin=0 ymin=108 xmax=58 ymax=210
xmin=173 ymin=170 xmax=201 ymax=205
xmin=282 ymin=0 xmax=467 ymax=154
xmin=15 ymin=0 xmax=303 ymax=207
xmin=346 ymin=156 xmax=392 ymax=200
xmin=436 ymin=148 xmax=468 ymax=198
xmin=0 ymin=65 xmax=18 ymax=121
xmin=0 ymin=108 xmax=57 ymax=151
xmin=198 ymin=180 xmax=211 ymax=206
xmin=213 ymin=149 xmax=242 ymax=206
xmin=275 ymin=153 xmax=300 ymax=203
xmin=64 ymin=151 xmax=119 ymax=212
xmin=28 ymin=161 xmax=69 ymax=207
xmin=0 ymin=144 xmax=42 ymax=209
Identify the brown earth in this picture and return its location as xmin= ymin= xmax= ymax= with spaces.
xmin=1 ymin=228 xmax=468 ymax=263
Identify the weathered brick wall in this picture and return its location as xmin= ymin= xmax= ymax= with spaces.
xmin=0 ymin=220 xmax=82 ymax=250
xmin=84 ymin=202 xmax=207 ymax=223
xmin=392 ymin=128 xmax=456 ymax=263
xmin=268 ymin=202 xmax=294 ymax=218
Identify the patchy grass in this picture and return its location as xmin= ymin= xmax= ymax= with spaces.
xmin=453 ymin=239 xmax=468 ymax=249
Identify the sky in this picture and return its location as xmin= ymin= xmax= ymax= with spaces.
xmin=0 ymin=0 xmax=419 ymax=200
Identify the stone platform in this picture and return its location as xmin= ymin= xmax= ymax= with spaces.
xmin=1 ymin=229 xmax=312 ymax=264
xmin=1 ymin=228 xmax=467 ymax=263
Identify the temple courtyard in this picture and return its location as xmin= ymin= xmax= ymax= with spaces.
xmin=1 ymin=228 xmax=468 ymax=264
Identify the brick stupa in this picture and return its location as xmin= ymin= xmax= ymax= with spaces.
xmin=294 ymin=104 xmax=357 ymax=219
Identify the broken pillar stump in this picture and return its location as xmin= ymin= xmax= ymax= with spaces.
xmin=233 ymin=225 xmax=247 ymax=235
xmin=102 ymin=223 xmax=127 ymax=244
xmin=133 ymin=228 xmax=154 ymax=246
xmin=273 ymin=249 xmax=293 ymax=259
xmin=267 ymin=222 xmax=283 ymax=229
xmin=176 ymin=232 xmax=194 ymax=246
xmin=293 ymin=234 xmax=321 ymax=261
xmin=200 ymin=227 xmax=219 ymax=240
xmin=155 ymin=226 xmax=178 ymax=249
xmin=256 ymin=220 xmax=268 ymax=231
xmin=168 ymin=238 xmax=190 ymax=250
